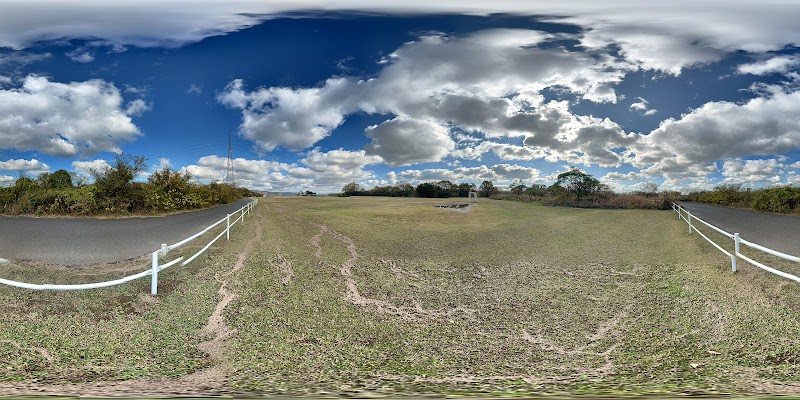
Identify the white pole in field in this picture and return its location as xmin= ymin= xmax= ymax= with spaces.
xmin=241 ymin=206 xmax=245 ymax=223
xmin=733 ymin=233 xmax=740 ymax=272
xmin=227 ymin=213 xmax=231 ymax=240
xmin=151 ymin=251 xmax=159 ymax=295
xmin=688 ymin=211 xmax=693 ymax=234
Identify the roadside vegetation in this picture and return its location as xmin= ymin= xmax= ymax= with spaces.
xmin=342 ymin=167 xmax=679 ymax=210
xmin=684 ymin=184 xmax=800 ymax=214
xmin=3 ymin=197 xmax=800 ymax=396
xmin=0 ymin=154 xmax=260 ymax=216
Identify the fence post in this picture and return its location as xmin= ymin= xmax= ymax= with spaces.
xmin=677 ymin=206 xmax=681 ymax=219
xmin=733 ymin=233 xmax=740 ymax=272
xmin=687 ymin=211 xmax=692 ymax=234
xmin=227 ymin=213 xmax=231 ymax=240
xmin=242 ymin=206 xmax=245 ymax=223
xmin=151 ymin=251 xmax=159 ymax=295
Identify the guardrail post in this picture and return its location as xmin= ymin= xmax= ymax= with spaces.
xmin=733 ymin=233 xmax=740 ymax=272
xmin=227 ymin=213 xmax=231 ymax=240
xmin=687 ymin=211 xmax=692 ymax=234
xmin=151 ymin=251 xmax=159 ymax=295
xmin=242 ymin=206 xmax=245 ymax=223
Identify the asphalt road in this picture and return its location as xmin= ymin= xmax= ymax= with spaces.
xmin=679 ymin=202 xmax=800 ymax=256
xmin=0 ymin=199 xmax=252 ymax=265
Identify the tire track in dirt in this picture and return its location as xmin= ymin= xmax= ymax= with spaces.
xmin=310 ymin=225 xmax=474 ymax=321
xmin=522 ymin=311 xmax=628 ymax=377
xmin=189 ymin=219 xmax=263 ymax=385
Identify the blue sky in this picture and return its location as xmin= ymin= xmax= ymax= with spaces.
xmin=1 ymin=1 xmax=800 ymax=193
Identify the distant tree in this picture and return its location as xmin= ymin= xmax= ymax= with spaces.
xmin=342 ymin=182 xmax=362 ymax=196
xmin=416 ymin=182 xmax=436 ymax=198
xmin=509 ymin=179 xmax=527 ymax=194
xmin=396 ymin=182 xmax=415 ymax=197
xmin=553 ymin=168 xmax=601 ymax=200
xmin=525 ymin=184 xmax=547 ymax=196
xmin=435 ymin=180 xmax=457 ymax=197
xmin=640 ymin=181 xmax=659 ymax=197
xmin=479 ymin=180 xmax=499 ymax=198
xmin=457 ymin=182 xmax=476 ymax=197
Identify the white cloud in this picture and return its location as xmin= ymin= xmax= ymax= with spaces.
xmin=181 ymin=148 xmax=382 ymax=192
xmin=66 ymin=48 xmax=95 ymax=63
xmin=0 ymin=2 xmax=797 ymax=71
xmin=0 ymin=51 xmax=50 ymax=66
xmin=737 ymin=56 xmax=800 ymax=76
xmin=0 ymin=158 xmax=50 ymax=173
xmin=220 ymin=29 xmax=630 ymax=164
xmin=187 ymin=83 xmax=202 ymax=95
xmin=125 ymin=99 xmax=152 ymax=116
xmin=720 ymin=158 xmax=784 ymax=186
xmin=396 ymin=163 xmax=541 ymax=184
xmin=364 ymin=117 xmax=454 ymax=166
xmin=630 ymin=88 xmax=800 ymax=178
xmin=0 ymin=75 xmax=141 ymax=156
xmin=299 ymin=147 xmax=382 ymax=186
xmin=218 ymin=78 xmax=352 ymax=151
xmin=71 ymin=159 xmax=111 ymax=179
xmin=0 ymin=175 xmax=13 ymax=187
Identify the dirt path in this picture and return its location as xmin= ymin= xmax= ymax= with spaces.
xmin=0 ymin=219 xmax=264 ymax=397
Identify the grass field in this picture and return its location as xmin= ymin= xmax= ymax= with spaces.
xmin=2 ymin=196 xmax=800 ymax=396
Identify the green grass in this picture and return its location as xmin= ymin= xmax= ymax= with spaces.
xmin=2 ymin=197 xmax=800 ymax=396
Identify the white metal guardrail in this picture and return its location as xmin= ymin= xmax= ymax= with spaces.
xmin=673 ymin=202 xmax=800 ymax=284
xmin=0 ymin=198 xmax=258 ymax=294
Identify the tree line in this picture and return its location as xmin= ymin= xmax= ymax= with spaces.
xmin=683 ymin=184 xmax=800 ymax=214
xmin=341 ymin=168 xmax=677 ymax=210
xmin=0 ymin=154 xmax=260 ymax=216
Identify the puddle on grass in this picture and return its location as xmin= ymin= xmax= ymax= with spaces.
xmin=434 ymin=204 xmax=471 ymax=209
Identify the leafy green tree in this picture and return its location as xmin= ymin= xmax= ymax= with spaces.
xmin=553 ymin=168 xmax=601 ymax=199
xmin=342 ymin=182 xmax=362 ymax=196
xmin=92 ymin=154 xmax=147 ymax=212
xmin=457 ymin=182 xmax=476 ymax=197
xmin=479 ymin=180 xmax=499 ymax=198
xmin=509 ymin=179 xmax=527 ymax=194
xmin=39 ymin=169 xmax=73 ymax=190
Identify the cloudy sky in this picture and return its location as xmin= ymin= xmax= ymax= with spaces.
xmin=1 ymin=1 xmax=800 ymax=193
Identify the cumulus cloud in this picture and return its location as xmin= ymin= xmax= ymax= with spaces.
xmin=0 ymin=175 xmax=13 ymax=186
xmin=396 ymin=163 xmax=541 ymax=183
xmin=364 ymin=117 xmax=454 ymax=166
xmin=0 ymin=75 xmax=142 ymax=156
xmin=71 ymin=159 xmax=111 ymax=179
xmin=181 ymin=148 xmax=382 ymax=192
xmin=720 ymin=158 xmax=784 ymax=186
xmin=220 ymin=29 xmax=630 ymax=164
xmin=218 ymin=78 xmax=352 ymax=151
xmin=630 ymin=88 xmax=800 ymax=177
xmin=0 ymin=158 xmax=50 ymax=173
xmin=737 ymin=56 xmax=800 ymax=76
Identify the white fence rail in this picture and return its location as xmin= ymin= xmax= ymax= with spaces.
xmin=673 ymin=202 xmax=800 ymax=284
xmin=0 ymin=198 xmax=258 ymax=294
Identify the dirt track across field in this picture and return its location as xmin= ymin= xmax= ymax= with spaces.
xmin=679 ymin=202 xmax=800 ymax=255
xmin=0 ymin=199 xmax=251 ymax=265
